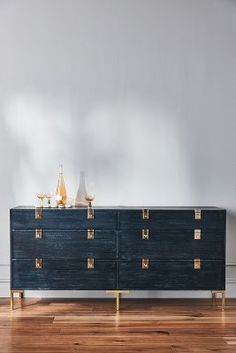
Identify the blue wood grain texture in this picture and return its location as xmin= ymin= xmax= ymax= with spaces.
xmin=11 ymin=209 xmax=118 ymax=229
xmin=119 ymin=228 xmax=225 ymax=260
xmin=119 ymin=209 xmax=226 ymax=230
xmin=12 ymin=259 xmax=117 ymax=290
xmin=118 ymin=260 xmax=225 ymax=290
xmin=10 ymin=207 xmax=226 ymax=292
xmin=12 ymin=230 xmax=117 ymax=259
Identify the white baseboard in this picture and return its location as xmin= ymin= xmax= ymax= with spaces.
xmin=1 ymin=286 xmax=236 ymax=298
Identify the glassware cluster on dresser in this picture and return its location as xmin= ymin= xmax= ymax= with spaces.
xmin=36 ymin=165 xmax=95 ymax=209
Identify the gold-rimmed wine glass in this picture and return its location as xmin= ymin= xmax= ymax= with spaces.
xmin=36 ymin=192 xmax=46 ymax=207
xmin=85 ymin=194 xmax=95 ymax=208
xmin=85 ymin=181 xmax=95 ymax=208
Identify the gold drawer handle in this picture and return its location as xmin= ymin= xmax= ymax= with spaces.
xmin=35 ymin=229 xmax=43 ymax=239
xmin=194 ymin=259 xmax=201 ymax=270
xmin=142 ymin=229 xmax=150 ymax=240
xmin=142 ymin=259 xmax=149 ymax=269
xmin=194 ymin=229 xmax=201 ymax=240
xmin=35 ymin=208 xmax=42 ymax=220
xmin=87 ymin=258 xmax=95 ymax=269
xmin=195 ymin=208 xmax=201 ymax=220
xmin=87 ymin=229 xmax=95 ymax=240
xmin=87 ymin=208 xmax=95 ymax=219
xmin=35 ymin=258 xmax=43 ymax=269
xmin=142 ymin=209 xmax=150 ymax=220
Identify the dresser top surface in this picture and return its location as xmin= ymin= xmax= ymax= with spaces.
xmin=11 ymin=206 xmax=226 ymax=211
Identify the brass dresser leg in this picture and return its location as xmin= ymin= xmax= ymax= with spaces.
xmin=107 ymin=290 xmax=129 ymax=312
xmin=211 ymin=290 xmax=226 ymax=310
xmin=116 ymin=292 xmax=120 ymax=312
xmin=10 ymin=289 xmax=24 ymax=310
xmin=222 ymin=291 xmax=226 ymax=310
xmin=10 ymin=290 xmax=14 ymax=310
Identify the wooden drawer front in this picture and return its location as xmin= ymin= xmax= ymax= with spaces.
xmin=119 ymin=229 xmax=225 ymax=260
xmin=118 ymin=260 xmax=225 ymax=290
xmin=11 ymin=259 xmax=117 ymax=290
xmin=11 ymin=209 xmax=117 ymax=230
xmin=119 ymin=210 xmax=226 ymax=230
xmin=12 ymin=230 xmax=116 ymax=259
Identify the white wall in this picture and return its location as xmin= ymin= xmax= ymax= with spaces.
xmin=0 ymin=0 xmax=236 ymax=297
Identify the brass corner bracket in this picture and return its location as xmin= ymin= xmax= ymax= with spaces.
xmin=195 ymin=208 xmax=201 ymax=220
xmin=35 ymin=207 xmax=43 ymax=220
xmin=87 ymin=208 xmax=95 ymax=219
xmin=142 ymin=209 xmax=150 ymax=220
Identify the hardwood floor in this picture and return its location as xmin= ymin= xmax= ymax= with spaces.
xmin=0 ymin=298 xmax=236 ymax=353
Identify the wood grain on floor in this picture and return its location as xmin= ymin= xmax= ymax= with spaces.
xmin=0 ymin=298 xmax=235 ymax=353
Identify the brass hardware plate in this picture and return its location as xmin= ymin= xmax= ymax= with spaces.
xmin=194 ymin=229 xmax=201 ymax=240
xmin=142 ymin=229 xmax=150 ymax=240
xmin=87 ymin=258 xmax=95 ymax=269
xmin=87 ymin=229 xmax=95 ymax=240
xmin=194 ymin=258 xmax=201 ymax=270
xmin=35 ymin=208 xmax=42 ymax=220
xmin=142 ymin=259 xmax=149 ymax=269
xmin=35 ymin=229 xmax=43 ymax=239
xmin=35 ymin=258 xmax=43 ymax=269
xmin=142 ymin=209 xmax=150 ymax=220
xmin=87 ymin=208 xmax=95 ymax=219
xmin=195 ymin=208 xmax=201 ymax=220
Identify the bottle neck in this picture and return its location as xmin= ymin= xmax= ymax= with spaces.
xmin=80 ymin=171 xmax=85 ymax=183
xmin=59 ymin=164 xmax=63 ymax=175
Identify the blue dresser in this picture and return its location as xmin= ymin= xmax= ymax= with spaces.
xmin=10 ymin=206 xmax=226 ymax=310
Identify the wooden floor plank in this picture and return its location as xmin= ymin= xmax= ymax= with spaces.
xmin=0 ymin=298 xmax=235 ymax=353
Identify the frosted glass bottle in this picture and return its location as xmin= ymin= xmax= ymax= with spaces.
xmin=75 ymin=171 xmax=88 ymax=206
xmin=55 ymin=164 xmax=67 ymax=207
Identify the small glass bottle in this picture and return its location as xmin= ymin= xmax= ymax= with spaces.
xmin=55 ymin=164 xmax=67 ymax=207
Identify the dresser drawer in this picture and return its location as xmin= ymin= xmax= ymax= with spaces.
xmin=11 ymin=209 xmax=117 ymax=230
xmin=11 ymin=259 xmax=117 ymax=290
xmin=118 ymin=260 xmax=225 ymax=290
xmin=12 ymin=230 xmax=117 ymax=259
xmin=119 ymin=229 xmax=225 ymax=260
xmin=119 ymin=209 xmax=226 ymax=230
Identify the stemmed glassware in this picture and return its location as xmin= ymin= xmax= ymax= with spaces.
xmin=36 ymin=192 xmax=46 ymax=207
xmin=36 ymin=192 xmax=53 ymax=207
xmin=35 ymin=170 xmax=95 ymax=209
xmin=85 ymin=181 xmax=95 ymax=208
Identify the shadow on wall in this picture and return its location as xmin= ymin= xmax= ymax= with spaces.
xmin=226 ymin=211 xmax=236 ymax=263
xmin=3 ymin=92 xmax=75 ymax=202
xmin=0 ymin=109 xmax=16 ymax=207
xmin=3 ymin=91 xmax=193 ymax=206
